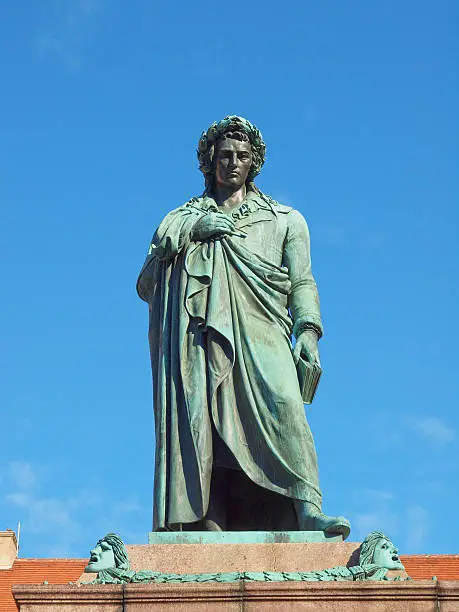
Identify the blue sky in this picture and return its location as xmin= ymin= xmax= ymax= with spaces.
xmin=0 ymin=0 xmax=457 ymax=559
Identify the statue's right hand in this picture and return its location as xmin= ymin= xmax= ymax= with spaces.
xmin=191 ymin=213 xmax=236 ymax=241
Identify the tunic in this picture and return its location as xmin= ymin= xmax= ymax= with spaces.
xmin=137 ymin=189 xmax=324 ymax=530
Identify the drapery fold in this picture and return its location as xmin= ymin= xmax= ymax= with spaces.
xmin=138 ymin=197 xmax=323 ymax=530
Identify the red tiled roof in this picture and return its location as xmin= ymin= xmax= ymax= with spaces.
xmin=401 ymin=555 xmax=459 ymax=580
xmin=1 ymin=555 xmax=458 ymax=612
xmin=0 ymin=559 xmax=86 ymax=612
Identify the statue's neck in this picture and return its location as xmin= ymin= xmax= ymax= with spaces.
xmin=213 ymin=183 xmax=247 ymax=210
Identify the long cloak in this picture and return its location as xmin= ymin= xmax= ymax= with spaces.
xmin=137 ymin=192 xmax=324 ymax=530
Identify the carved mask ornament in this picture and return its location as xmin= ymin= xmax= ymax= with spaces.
xmin=372 ymin=537 xmax=404 ymax=570
xmin=85 ymin=539 xmax=116 ymax=573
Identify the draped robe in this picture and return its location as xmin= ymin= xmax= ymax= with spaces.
xmin=137 ymin=191 xmax=324 ymax=530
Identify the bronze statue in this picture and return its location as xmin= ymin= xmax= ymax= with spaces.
xmin=138 ymin=116 xmax=350 ymax=536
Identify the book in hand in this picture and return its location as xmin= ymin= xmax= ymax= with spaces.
xmin=296 ymin=356 xmax=322 ymax=404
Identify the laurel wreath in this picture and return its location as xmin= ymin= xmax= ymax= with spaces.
xmin=197 ymin=115 xmax=266 ymax=183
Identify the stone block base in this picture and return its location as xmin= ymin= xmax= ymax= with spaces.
xmin=126 ymin=540 xmax=360 ymax=575
xmin=13 ymin=580 xmax=459 ymax=611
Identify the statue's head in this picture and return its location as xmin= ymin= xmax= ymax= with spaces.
xmin=359 ymin=531 xmax=404 ymax=570
xmin=197 ymin=116 xmax=266 ymax=193
xmin=84 ymin=533 xmax=130 ymax=573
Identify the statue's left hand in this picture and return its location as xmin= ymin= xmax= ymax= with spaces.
xmin=293 ymin=330 xmax=320 ymax=367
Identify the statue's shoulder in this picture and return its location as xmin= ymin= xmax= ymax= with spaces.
xmin=256 ymin=192 xmax=292 ymax=215
xmin=182 ymin=195 xmax=209 ymax=212
xmin=159 ymin=196 xmax=207 ymax=221
xmin=272 ymin=200 xmax=293 ymax=215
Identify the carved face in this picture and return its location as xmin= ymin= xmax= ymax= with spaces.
xmin=214 ymin=138 xmax=252 ymax=190
xmin=372 ymin=538 xmax=404 ymax=570
xmin=85 ymin=539 xmax=116 ymax=573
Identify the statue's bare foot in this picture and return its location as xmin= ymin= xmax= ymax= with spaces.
xmin=203 ymin=518 xmax=224 ymax=531
xmin=294 ymin=502 xmax=351 ymax=539
xmin=305 ymin=513 xmax=351 ymax=539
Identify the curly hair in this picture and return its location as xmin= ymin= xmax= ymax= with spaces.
xmin=359 ymin=531 xmax=390 ymax=566
xmin=197 ymin=115 xmax=266 ymax=191
xmin=100 ymin=533 xmax=130 ymax=571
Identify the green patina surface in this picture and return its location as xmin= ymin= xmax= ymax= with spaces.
xmin=147 ymin=530 xmax=343 ymax=545
xmin=89 ymin=566 xmax=408 ymax=584
xmin=137 ymin=115 xmax=350 ymax=536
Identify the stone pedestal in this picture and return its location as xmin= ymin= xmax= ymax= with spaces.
xmin=12 ymin=535 xmax=459 ymax=611
xmin=122 ymin=532 xmax=354 ymax=577
xmin=13 ymin=580 xmax=459 ymax=611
